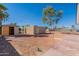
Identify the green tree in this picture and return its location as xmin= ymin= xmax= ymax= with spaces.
xmin=42 ymin=6 xmax=63 ymax=32
xmin=0 ymin=4 xmax=9 ymax=35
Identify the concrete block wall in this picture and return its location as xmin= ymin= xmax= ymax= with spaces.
xmin=23 ymin=26 xmax=46 ymax=35
xmin=2 ymin=26 xmax=9 ymax=36
xmin=26 ymin=26 xmax=35 ymax=35
xmin=14 ymin=26 xmax=19 ymax=35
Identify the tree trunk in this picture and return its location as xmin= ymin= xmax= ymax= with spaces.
xmin=0 ymin=20 xmax=2 ymax=40
xmin=0 ymin=20 xmax=2 ymax=34
xmin=52 ymin=23 xmax=55 ymax=40
xmin=53 ymin=23 xmax=57 ymax=40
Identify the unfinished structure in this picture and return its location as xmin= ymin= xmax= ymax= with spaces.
xmin=23 ymin=25 xmax=46 ymax=35
xmin=0 ymin=24 xmax=19 ymax=36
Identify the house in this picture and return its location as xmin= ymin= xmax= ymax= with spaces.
xmin=0 ymin=24 xmax=19 ymax=36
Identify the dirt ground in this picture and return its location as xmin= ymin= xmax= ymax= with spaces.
xmin=5 ymin=32 xmax=63 ymax=56
xmin=43 ymin=33 xmax=79 ymax=56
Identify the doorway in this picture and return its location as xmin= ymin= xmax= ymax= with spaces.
xmin=9 ymin=27 xmax=14 ymax=35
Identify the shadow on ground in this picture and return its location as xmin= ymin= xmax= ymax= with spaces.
xmin=0 ymin=36 xmax=20 ymax=56
xmin=34 ymin=34 xmax=49 ymax=37
xmin=12 ymin=33 xmax=51 ymax=38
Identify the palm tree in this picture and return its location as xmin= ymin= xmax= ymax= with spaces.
xmin=42 ymin=6 xmax=63 ymax=39
xmin=0 ymin=4 xmax=9 ymax=36
xmin=42 ymin=6 xmax=63 ymax=31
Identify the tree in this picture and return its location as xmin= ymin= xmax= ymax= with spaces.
xmin=0 ymin=4 xmax=9 ymax=35
xmin=42 ymin=6 xmax=63 ymax=32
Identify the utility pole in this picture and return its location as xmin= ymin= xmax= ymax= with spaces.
xmin=77 ymin=4 xmax=79 ymax=24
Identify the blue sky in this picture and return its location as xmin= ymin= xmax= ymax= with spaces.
xmin=2 ymin=3 xmax=77 ymax=28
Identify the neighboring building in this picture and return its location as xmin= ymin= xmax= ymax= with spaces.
xmin=0 ymin=24 xmax=19 ymax=36
xmin=61 ymin=26 xmax=76 ymax=32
